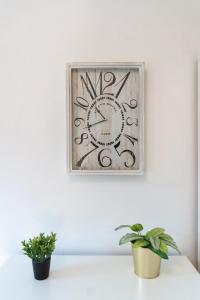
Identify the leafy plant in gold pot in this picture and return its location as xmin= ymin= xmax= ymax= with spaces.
xmin=115 ymin=223 xmax=180 ymax=279
xmin=21 ymin=232 xmax=57 ymax=280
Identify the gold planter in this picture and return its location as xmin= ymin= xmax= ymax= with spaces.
xmin=132 ymin=246 xmax=161 ymax=279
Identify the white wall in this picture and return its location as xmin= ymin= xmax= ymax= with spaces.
xmin=0 ymin=0 xmax=199 ymax=266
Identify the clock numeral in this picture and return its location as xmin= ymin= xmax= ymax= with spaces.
xmin=115 ymin=72 xmax=130 ymax=98
xmin=98 ymin=72 xmax=103 ymax=95
xmin=122 ymin=99 xmax=137 ymax=112
xmin=126 ymin=117 xmax=138 ymax=126
xmin=74 ymin=133 xmax=88 ymax=145
xmin=102 ymin=72 xmax=116 ymax=95
xmin=98 ymin=148 xmax=112 ymax=167
xmin=101 ymin=71 xmax=130 ymax=98
xmin=79 ymin=71 xmax=130 ymax=100
xmin=124 ymin=134 xmax=138 ymax=146
xmin=76 ymin=141 xmax=99 ymax=167
xmin=114 ymin=141 xmax=136 ymax=168
xmin=74 ymin=97 xmax=89 ymax=111
xmin=74 ymin=117 xmax=85 ymax=127
xmin=80 ymin=72 xmax=97 ymax=100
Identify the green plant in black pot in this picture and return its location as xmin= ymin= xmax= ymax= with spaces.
xmin=21 ymin=232 xmax=57 ymax=280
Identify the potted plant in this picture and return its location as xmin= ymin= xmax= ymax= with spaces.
xmin=115 ymin=223 xmax=180 ymax=279
xmin=21 ymin=232 xmax=57 ymax=280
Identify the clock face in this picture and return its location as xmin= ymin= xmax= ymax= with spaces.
xmin=87 ymin=95 xmax=124 ymax=146
xmin=68 ymin=64 xmax=144 ymax=174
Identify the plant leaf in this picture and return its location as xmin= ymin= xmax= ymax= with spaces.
xmin=159 ymin=233 xmax=173 ymax=242
xmin=146 ymin=227 xmax=165 ymax=238
xmin=159 ymin=233 xmax=180 ymax=253
xmin=149 ymin=237 xmax=160 ymax=250
xmin=21 ymin=232 xmax=57 ymax=262
xmin=162 ymin=240 xmax=181 ymax=254
xmin=119 ymin=233 xmax=143 ymax=245
xmin=132 ymin=239 xmax=150 ymax=248
xmin=130 ymin=223 xmax=143 ymax=232
xmin=159 ymin=240 xmax=168 ymax=254
xmin=148 ymin=245 xmax=168 ymax=259
xmin=115 ymin=225 xmax=131 ymax=231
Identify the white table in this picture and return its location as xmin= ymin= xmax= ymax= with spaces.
xmin=0 ymin=255 xmax=199 ymax=300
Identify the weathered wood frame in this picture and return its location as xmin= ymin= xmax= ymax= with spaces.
xmin=66 ymin=62 xmax=145 ymax=175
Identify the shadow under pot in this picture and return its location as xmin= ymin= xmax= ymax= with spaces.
xmin=32 ymin=257 xmax=51 ymax=280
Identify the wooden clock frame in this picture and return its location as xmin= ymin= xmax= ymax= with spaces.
xmin=67 ymin=62 xmax=144 ymax=175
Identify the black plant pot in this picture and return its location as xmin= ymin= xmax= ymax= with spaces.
xmin=32 ymin=257 xmax=51 ymax=280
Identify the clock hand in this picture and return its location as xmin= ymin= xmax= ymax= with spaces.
xmin=84 ymin=119 xmax=107 ymax=129
xmin=95 ymin=106 xmax=106 ymax=120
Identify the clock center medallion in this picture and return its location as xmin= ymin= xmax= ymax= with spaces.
xmin=87 ymin=95 xmax=124 ymax=146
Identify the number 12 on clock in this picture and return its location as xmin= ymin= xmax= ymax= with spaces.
xmin=67 ymin=62 xmax=144 ymax=175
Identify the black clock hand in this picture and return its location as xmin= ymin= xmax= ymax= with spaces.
xmin=95 ymin=106 xmax=106 ymax=120
xmin=84 ymin=119 xmax=107 ymax=129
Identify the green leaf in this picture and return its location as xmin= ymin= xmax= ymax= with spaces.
xmin=159 ymin=233 xmax=180 ymax=253
xmin=159 ymin=240 xmax=168 ymax=254
xmin=148 ymin=245 xmax=168 ymax=260
xmin=149 ymin=237 xmax=160 ymax=250
xmin=130 ymin=223 xmax=143 ymax=232
xmin=146 ymin=227 xmax=165 ymax=238
xmin=159 ymin=233 xmax=173 ymax=242
xmin=132 ymin=239 xmax=150 ymax=248
xmin=119 ymin=233 xmax=143 ymax=245
xmin=162 ymin=240 xmax=180 ymax=254
xmin=115 ymin=225 xmax=131 ymax=231
xmin=21 ymin=232 xmax=57 ymax=262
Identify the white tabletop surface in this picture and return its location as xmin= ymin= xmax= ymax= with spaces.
xmin=0 ymin=255 xmax=199 ymax=300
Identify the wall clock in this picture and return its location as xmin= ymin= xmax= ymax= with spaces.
xmin=67 ymin=62 xmax=144 ymax=175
